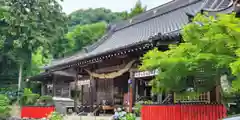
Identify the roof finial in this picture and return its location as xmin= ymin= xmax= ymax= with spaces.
xmin=186 ymin=12 xmax=194 ymax=22
xmin=234 ymin=0 xmax=240 ymax=17
xmin=234 ymin=0 xmax=240 ymax=5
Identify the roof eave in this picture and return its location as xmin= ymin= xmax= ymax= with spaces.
xmin=28 ymin=72 xmax=51 ymax=81
xmin=45 ymin=31 xmax=181 ymax=71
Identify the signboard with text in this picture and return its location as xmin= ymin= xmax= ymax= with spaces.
xmin=134 ymin=69 xmax=159 ymax=78
xmin=77 ymin=80 xmax=90 ymax=86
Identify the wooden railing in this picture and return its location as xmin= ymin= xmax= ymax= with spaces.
xmin=174 ymin=92 xmax=210 ymax=103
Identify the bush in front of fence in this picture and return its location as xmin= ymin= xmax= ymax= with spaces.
xmin=47 ymin=112 xmax=63 ymax=120
xmin=119 ymin=113 xmax=136 ymax=120
xmin=134 ymin=100 xmax=152 ymax=117
xmin=20 ymin=88 xmax=55 ymax=119
xmin=0 ymin=94 xmax=11 ymax=119
xmin=20 ymin=88 xmax=40 ymax=106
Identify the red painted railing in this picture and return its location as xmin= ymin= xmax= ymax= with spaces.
xmin=141 ymin=104 xmax=227 ymax=120
xmin=21 ymin=106 xmax=55 ymax=119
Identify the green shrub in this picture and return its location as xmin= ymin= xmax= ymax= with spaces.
xmin=36 ymin=95 xmax=54 ymax=106
xmin=0 ymin=94 xmax=11 ymax=119
xmin=120 ymin=113 xmax=136 ymax=120
xmin=20 ymin=88 xmax=40 ymax=106
xmin=0 ymin=87 xmax=20 ymax=105
xmin=134 ymin=100 xmax=152 ymax=116
xmin=48 ymin=112 xmax=63 ymax=120
xmin=134 ymin=102 xmax=142 ymax=116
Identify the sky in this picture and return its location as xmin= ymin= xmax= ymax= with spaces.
xmin=59 ymin=0 xmax=173 ymax=14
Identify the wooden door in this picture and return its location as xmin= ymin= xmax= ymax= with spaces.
xmin=96 ymin=79 xmax=114 ymax=105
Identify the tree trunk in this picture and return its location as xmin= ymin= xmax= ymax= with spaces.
xmin=18 ymin=63 xmax=23 ymax=91
xmin=17 ymin=62 xmax=23 ymax=104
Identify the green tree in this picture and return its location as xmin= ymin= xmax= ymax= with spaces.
xmin=140 ymin=13 xmax=240 ymax=95
xmin=51 ymin=37 xmax=74 ymax=58
xmin=0 ymin=2 xmax=18 ymax=84
xmin=66 ymin=22 xmax=107 ymax=54
xmin=68 ymin=1 xmax=146 ymax=30
xmin=30 ymin=47 xmax=52 ymax=76
xmin=0 ymin=0 xmax=68 ymax=88
xmin=68 ymin=8 xmax=123 ymax=30
xmin=117 ymin=11 xmax=129 ymax=20
xmin=128 ymin=0 xmax=146 ymax=18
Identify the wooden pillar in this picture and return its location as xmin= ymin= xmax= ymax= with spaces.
xmin=207 ymin=92 xmax=211 ymax=103
xmin=92 ymin=78 xmax=97 ymax=110
xmin=52 ymin=75 xmax=56 ymax=96
xmin=129 ymin=69 xmax=135 ymax=113
xmin=158 ymin=94 xmax=162 ymax=103
xmin=81 ymin=85 xmax=83 ymax=106
xmin=89 ymin=76 xmax=94 ymax=113
xmin=41 ymin=82 xmax=45 ymax=96
xmin=74 ymin=69 xmax=79 ymax=113
xmin=216 ymin=85 xmax=221 ymax=103
xmin=69 ymin=83 xmax=71 ymax=98
xmin=132 ymin=71 xmax=136 ymax=106
xmin=136 ymin=80 xmax=138 ymax=100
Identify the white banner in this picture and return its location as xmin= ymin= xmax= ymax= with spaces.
xmin=77 ymin=79 xmax=90 ymax=86
xmin=134 ymin=69 xmax=159 ymax=78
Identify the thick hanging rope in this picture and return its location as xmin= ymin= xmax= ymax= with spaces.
xmin=85 ymin=60 xmax=136 ymax=79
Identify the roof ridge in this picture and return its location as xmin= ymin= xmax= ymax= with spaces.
xmin=129 ymin=0 xmax=176 ymax=20
xmin=109 ymin=0 xmax=177 ymax=30
xmin=114 ymin=0 xmax=203 ymax=32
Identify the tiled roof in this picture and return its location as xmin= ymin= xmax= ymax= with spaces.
xmin=203 ymin=0 xmax=233 ymax=10
xmin=45 ymin=0 xmax=234 ymax=70
xmin=89 ymin=0 xmax=202 ymax=55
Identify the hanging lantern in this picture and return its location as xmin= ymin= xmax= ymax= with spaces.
xmin=128 ymin=79 xmax=132 ymax=84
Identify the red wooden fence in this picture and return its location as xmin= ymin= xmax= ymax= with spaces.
xmin=141 ymin=104 xmax=227 ymax=120
xmin=21 ymin=106 xmax=55 ymax=119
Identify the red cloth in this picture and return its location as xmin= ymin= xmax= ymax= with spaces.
xmin=21 ymin=106 xmax=55 ymax=119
